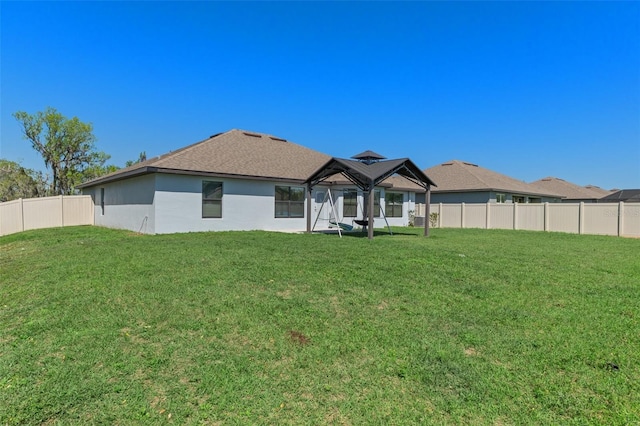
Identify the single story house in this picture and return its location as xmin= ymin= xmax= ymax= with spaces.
xmin=529 ymin=177 xmax=612 ymax=203
xmin=78 ymin=129 xmax=429 ymax=234
xmin=418 ymin=160 xmax=562 ymax=204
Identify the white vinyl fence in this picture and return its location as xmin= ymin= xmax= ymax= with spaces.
xmin=416 ymin=202 xmax=640 ymax=237
xmin=0 ymin=195 xmax=94 ymax=236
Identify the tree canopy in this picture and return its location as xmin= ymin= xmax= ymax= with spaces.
xmin=13 ymin=107 xmax=112 ymax=195
xmin=0 ymin=159 xmax=47 ymax=202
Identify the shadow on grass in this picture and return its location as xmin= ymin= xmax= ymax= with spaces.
xmin=313 ymin=228 xmax=427 ymax=238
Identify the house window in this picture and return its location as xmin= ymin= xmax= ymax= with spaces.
xmin=275 ymin=186 xmax=305 ymax=218
xmin=343 ymin=189 xmax=358 ymax=217
xmin=529 ymin=197 xmax=541 ymax=203
xmin=496 ymin=193 xmax=506 ymax=203
xmin=202 ymin=181 xmax=223 ymax=218
xmin=385 ymin=192 xmax=403 ymax=217
xmin=512 ymin=195 xmax=525 ymax=204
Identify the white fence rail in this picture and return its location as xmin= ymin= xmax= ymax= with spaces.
xmin=0 ymin=195 xmax=94 ymax=236
xmin=416 ymin=202 xmax=640 ymax=237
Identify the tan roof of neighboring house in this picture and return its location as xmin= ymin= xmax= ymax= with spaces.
xmin=80 ymin=129 xmax=332 ymax=187
xmin=381 ymin=175 xmax=426 ymax=191
xmin=424 ymin=160 xmax=561 ymax=197
xmin=530 ymin=177 xmax=613 ymax=200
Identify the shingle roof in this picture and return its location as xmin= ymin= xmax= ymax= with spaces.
xmin=530 ymin=177 xmax=612 ymax=200
xmin=599 ymin=189 xmax=640 ymax=202
xmin=79 ymin=129 xmax=332 ymax=187
xmin=424 ymin=160 xmax=560 ymax=197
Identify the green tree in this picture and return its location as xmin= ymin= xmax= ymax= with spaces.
xmin=82 ymin=162 xmax=120 ymax=182
xmin=13 ymin=107 xmax=111 ymax=195
xmin=125 ymin=151 xmax=147 ymax=167
xmin=0 ymin=159 xmax=47 ymax=202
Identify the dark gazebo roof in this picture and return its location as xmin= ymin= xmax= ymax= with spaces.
xmin=306 ymin=156 xmax=436 ymax=191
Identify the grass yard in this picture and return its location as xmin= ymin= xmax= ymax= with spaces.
xmin=1 ymin=226 xmax=639 ymax=425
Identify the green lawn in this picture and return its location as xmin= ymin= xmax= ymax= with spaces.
xmin=1 ymin=226 xmax=639 ymax=424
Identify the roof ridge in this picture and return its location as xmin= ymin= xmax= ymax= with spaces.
xmin=152 ymin=131 xmax=230 ymax=168
xmin=454 ymin=160 xmax=495 ymax=189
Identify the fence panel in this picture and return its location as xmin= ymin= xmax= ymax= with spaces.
xmin=547 ymin=204 xmax=580 ymax=234
xmin=23 ymin=196 xmax=63 ymax=231
xmin=622 ymin=203 xmax=640 ymax=237
xmin=465 ymin=204 xmax=487 ymax=228
xmin=0 ymin=199 xmax=24 ymax=235
xmin=490 ymin=204 xmax=514 ymax=229
xmin=583 ymin=203 xmax=619 ymax=236
xmin=63 ymin=196 xmax=94 ymax=226
xmin=0 ymin=195 xmax=94 ymax=236
xmin=440 ymin=204 xmax=462 ymax=228
xmin=517 ymin=204 xmax=545 ymax=231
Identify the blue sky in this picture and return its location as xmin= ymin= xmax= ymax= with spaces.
xmin=1 ymin=1 xmax=639 ymax=190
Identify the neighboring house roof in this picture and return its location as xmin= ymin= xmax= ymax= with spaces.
xmin=599 ymin=189 xmax=640 ymax=202
xmin=530 ymin=177 xmax=611 ymax=200
xmin=79 ymin=129 xmax=332 ymax=187
xmin=424 ymin=160 xmax=560 ymax=198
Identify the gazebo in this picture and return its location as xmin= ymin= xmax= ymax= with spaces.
xmin=305 ymin=151 xmax=437 ymax=239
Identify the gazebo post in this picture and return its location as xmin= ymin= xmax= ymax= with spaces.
xmin=368 ymin=182 xmax=375 ymax=240
xmin=424 ymin=185 xmax=431 ymax=237
xmin=306 ymin=183 xmax=312 ymax=234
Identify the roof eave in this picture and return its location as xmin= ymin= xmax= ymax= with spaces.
xmin=79 ymin=167 xmax=310 ymax=188
xmin=432 ymin=187 xmax=562 ymax=198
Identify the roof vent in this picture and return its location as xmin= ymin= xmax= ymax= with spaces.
xmin=243 ymin=132 xmax=262 ymax=138
xmin=269 ymin=136 xmax=287 ymax=142
xmin=463 ymin=162 xmax=478 ymax=167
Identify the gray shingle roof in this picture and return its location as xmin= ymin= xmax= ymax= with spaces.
xmin=530 ymin=177 xmax=612 ymax=200
xmin=424 ymin=160 xmax=560 ymax=197
xmin=79 ymin=129 xmax=332 ymax=187
xmin=599 ymin=189 xmax=640 ymax=202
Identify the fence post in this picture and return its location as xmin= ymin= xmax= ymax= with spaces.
xmin=20 ymin=198 xmax=25 ymax=233
xmin=544 ymin=202 xmax=549 ymax=232
xmin=439 ymin=203 xmax=443 ymax=228
xmin=513 ymin=202 xmax=518 ymax=230
xmin=579 ymin=202 xmax=585 ymax=234
xmin=618 ymin=201 xmax=624 ymax=237
xmin=486 ymin=202 xmax=491 ymax=229
xmin=461 ymin=202 xmax=465 ymax=228
xmin=60 ymin=195 xmax=65 ymax=227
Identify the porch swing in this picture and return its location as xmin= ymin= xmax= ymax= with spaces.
xmin=311 ymin=189 xmax=353 ymax=237
xmin=352 ymin=191 xmax=393 ymax=235
xmin=311 ymin=188 xmax=392 ymax=237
